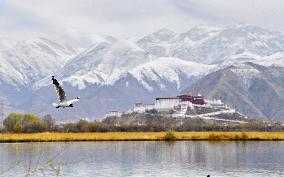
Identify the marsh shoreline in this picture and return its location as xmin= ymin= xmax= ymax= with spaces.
xmin=0 ymin=132 xmax=284 ymax=142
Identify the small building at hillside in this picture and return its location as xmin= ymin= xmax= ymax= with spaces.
xmin=105 ymin=111 xmax=122 ymax=118
xmin=133 ymin=103 xmax=155 ymax=113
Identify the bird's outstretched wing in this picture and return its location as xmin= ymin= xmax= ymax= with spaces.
xmin=52 ymin=76 xmax=66 ymax=102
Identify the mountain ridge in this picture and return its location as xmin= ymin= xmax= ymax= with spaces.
xmin=1 ymin=24 xmax=284 ymax=120
xmin=183 ymin=62 xmax=284 ymax=120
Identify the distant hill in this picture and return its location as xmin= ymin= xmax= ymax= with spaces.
xmin=183 ymin=62 xmax=284 ymax=120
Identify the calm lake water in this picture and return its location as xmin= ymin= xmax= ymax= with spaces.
xmin=0 ymin=141 xmax=283 ymax=177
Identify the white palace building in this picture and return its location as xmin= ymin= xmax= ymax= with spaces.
xmin=105 ymin=94 xmax=226 ymax=118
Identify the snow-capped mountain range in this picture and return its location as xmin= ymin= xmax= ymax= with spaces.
xmin=0 ymin=38 xmax=76 ymax=87
xmin=1 ymin=24 xmax=284 ymax=121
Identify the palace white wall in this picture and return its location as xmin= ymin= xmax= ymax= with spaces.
xmin=154 ymin=99 xmax=180 ymax=110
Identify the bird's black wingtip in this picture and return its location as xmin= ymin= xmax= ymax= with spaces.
xmin=52 ymin=76 xmax=57 ymax=84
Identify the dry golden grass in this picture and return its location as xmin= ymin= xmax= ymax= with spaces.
xmin=0 ymin=132 xmax=284 ymax=142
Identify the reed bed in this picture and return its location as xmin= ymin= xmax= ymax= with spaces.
xmin=0 ymin=132 xmax=284 ymax=142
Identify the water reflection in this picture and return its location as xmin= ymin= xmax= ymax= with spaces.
xmin=0 ymin=141 xmax=283 ymax=177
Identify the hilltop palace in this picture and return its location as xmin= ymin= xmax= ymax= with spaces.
xmin=105 ymin=93 xmax=235 ymax=119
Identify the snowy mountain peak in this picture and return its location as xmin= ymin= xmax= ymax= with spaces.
xmin=187 ymin=24 xmax=222 ymax=34
xmin=153 ymin=28 xmax=175 ymax=36
xmin=110 ymin=39 xmax=144 ymax=52
xmin=177 ymin=25 xmax=221 ymax=42
xmin=138 ymin=28 xmax=176 ymax=43
xmin=19 ymin=37 xmax=76 ymax=57
xmin=0 ymin=37 xmax=76 ymax=87
xmin=228 ymin=23 xmax=272 ymax=32
xmin=59 ymin=38 xmax=153 ymax=89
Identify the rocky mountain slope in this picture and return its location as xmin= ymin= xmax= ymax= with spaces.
xmin=183 ymin=62 xmax=284 ymax=120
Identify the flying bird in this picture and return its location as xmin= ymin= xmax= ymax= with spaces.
xmin=52 ymin=76 xmax=80 ymax=108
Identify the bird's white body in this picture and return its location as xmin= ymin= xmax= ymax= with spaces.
xmin=52 ymin=97 xmax=80 ymax=108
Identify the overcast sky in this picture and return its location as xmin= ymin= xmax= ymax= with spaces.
xmin=1 ymin=0 xmax=284 ymax=42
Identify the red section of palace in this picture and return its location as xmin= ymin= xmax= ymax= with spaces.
xmin=155 ymin=94 xmax=205 ymax=105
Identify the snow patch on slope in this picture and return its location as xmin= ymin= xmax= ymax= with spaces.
xmin=131 ymin=57 xmax=216 ymax=91
xmin=230 ymin=63 xmax=261 ymax=89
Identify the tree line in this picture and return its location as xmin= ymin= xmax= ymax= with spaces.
xmin=1 ymin=112 xmax=283 ymax=133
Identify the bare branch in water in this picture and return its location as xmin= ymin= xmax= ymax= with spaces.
xmin=1 ymin=144 xmax=81 ymax=177
xmin=0 ymin=159 xmax=22 ymax=176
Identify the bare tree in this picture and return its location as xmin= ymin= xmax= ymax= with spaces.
xmin=0 ymin=100 xmax=4 ymax=127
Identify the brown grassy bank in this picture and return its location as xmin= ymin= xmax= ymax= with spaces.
xmin=1 ymin=132 xmax=284 ymax=142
